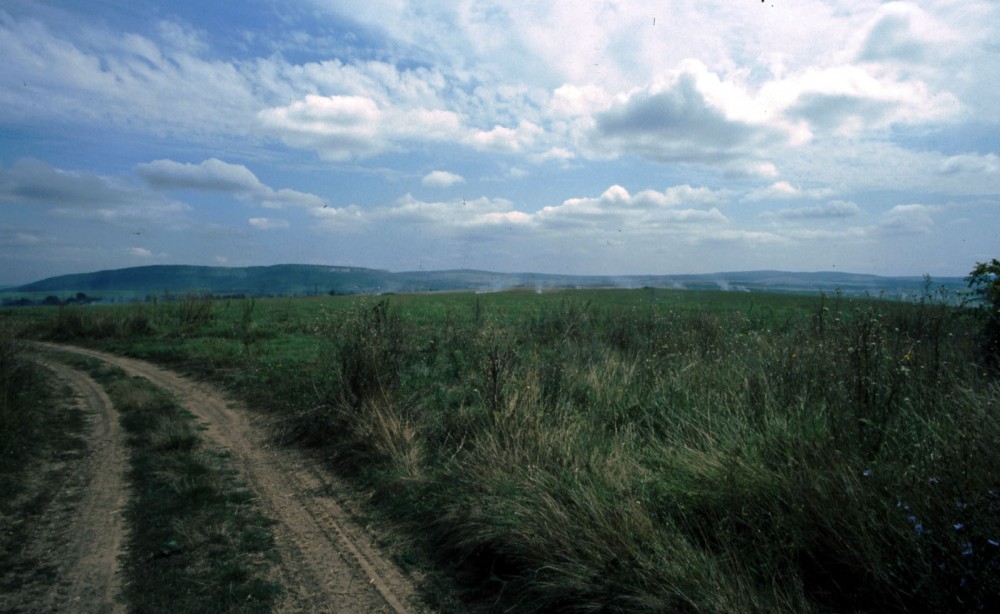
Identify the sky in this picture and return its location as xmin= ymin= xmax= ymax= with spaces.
xmin=2 ymin=0 xmax=999 ymax=286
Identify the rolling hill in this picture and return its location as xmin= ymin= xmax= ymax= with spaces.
xmin=0 ymin=264 xmax=969 ymax=305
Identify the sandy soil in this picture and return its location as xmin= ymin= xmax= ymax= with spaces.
xmin=34 ymin=342 xmax=421 ymax=613
xmin=1 ymin=358 xmax=127 ymax=614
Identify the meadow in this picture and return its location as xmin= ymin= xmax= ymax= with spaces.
xmin=4 ymin=286 xmax=999 ymax=612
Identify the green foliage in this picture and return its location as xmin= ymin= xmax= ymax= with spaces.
xmin=966 ymin=258 xmax=1000 ymax=365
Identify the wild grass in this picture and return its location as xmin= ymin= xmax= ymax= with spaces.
xmin=15 ymin=287 xmax=1000 ymax=611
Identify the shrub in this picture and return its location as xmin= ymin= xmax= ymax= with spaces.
xmin=965 ymin=259 xmax=1000 ymax=366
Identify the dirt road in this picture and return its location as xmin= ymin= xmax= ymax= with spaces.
xmin=2 ymin=357 xmax=127 ymax=614
xmin=34 ymin=342 xmax=421 ymax=613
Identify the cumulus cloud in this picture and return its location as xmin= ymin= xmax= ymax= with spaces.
xmin=421 ymin=170 xmax=465 ymax=188
xmin=592 ymin=62 xmax=789 ymax=164
xmin=537 ymin=184 xmax=728 ymax=231
xmin=765 ymin=65 xmax=960 ymax=137
xmin=259 ymin=94 xmax=467 ymax=160
xmin=879 ymin=203 xmax=938 ymax=235
xmin=0 ymin=159 xmax=192 ymax=229
xmin=136 ymin=158 xmax=263 ymax=192
xmin=136 ymin=158 xmax=326 ymax=208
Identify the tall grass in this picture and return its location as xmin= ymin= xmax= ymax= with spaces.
xmin=21 ymin=289 xmax=1000 ymax=611
xmin=311 ymin=293 xmax=996 ymax=612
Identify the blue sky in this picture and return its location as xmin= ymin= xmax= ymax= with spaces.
xmin=2 ymin=0 xmax=998 ymax=285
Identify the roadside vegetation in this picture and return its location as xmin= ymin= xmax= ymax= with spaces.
xmin=12 ymin=271 xmax=1000 ymax=612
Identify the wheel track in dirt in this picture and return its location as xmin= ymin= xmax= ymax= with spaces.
xmin=20 ymin=357 xmax=127 ymax=614
xmin=35 ymin=342 xmax=420 ymax=614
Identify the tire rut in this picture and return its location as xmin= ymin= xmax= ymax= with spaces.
xmin=35 ymin=342 xmax=420 ymax=614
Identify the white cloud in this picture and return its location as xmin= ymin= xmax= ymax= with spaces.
xmin=763 ymin=200 xmax=862 ymax=220
xmin=0 ymin=159 xmax=192 ymax=228
xmin=137 ymin=158 xmax=326 ymax=209
xmin=763 ymin=65 xmax=960 ymax=138
xmin=528 ymin=147 xmax=576 ymax=163
xmin=879 ymin=203 xmax=939 ymax=235
xmin=136 ymin=158 xmax=263 ymax=192
xmin=421 ymin=170 xmax=465 ymax=188
xmin=128 ymin=247 xmax=154 ymax=258
xmin=248 ymin=217 xmax=290 ymax=230
xmin=0 ymin=12 xmax=261 ymax=137
xmin=466 ymin=120 xmax=542 ymax=153
xmin=1 ymin=158 xmax=134 ymax=207
xmin=853 ymin=2 xmax=957 ymax=65
xmin=745 ymin=181 xmax=836 ymax=202
xmin=940 ymin=153 xmax=1000 ymax=175
xmin=591 ymin=61 xmax=790 ymax=164
xmin=259 ymin=94 xmax=467 ymax=160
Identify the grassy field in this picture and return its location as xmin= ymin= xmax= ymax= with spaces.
xmin=5 ymin=286 xmax=999 ymax=612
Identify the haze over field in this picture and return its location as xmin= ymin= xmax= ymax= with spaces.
xmin=2 ymin=0 xmax=998 ymax=286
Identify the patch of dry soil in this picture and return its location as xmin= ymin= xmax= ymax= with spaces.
xmin=35 ymin=343 xmax=421 ymax=613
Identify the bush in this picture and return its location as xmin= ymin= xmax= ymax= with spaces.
xmin=965 ymin=259 xmax=1000 ymax=366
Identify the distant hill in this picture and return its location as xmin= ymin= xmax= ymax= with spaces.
xmin=1 ymin=264 xmax=968 ymax=304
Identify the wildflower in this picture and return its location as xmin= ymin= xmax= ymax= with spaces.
xmin=908 ymin=515 xmax=918 ymax=524
xmin=954 ymin=523 xmax=965 ymax=531
xmin=962 ymin=543 xmax=973 ymax=556
xmin=928 ymin=476 xmax=941 ymax=485
xmin=915 ymin=523 xmax=923 ymax=535
xmin=862 ymin=469 xmax=872 ymax=478
xmin=988 ymin=539 xmax=999 ymax=547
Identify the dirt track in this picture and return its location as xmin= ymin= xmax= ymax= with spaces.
xmin=34 ymin=342 xmax=420 ymax=614
xmin=2 ymin=357 xmax=127 ymax=614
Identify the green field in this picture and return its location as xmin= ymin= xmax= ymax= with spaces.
xmin=4 ymin=287 xmax=999 ymax=612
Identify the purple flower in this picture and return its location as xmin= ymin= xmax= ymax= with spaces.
xmin=928 ymin=476 xmax=940 ymax=485
xmin=962 ymin=543 xmax=973 ymax=556
xmin=954 ymin=523 xmax=965 ymax=531
xmin=915 ymin=523 xmax=923 ymax=535
xmin=862 ymin=469 xmax=872 ymax=478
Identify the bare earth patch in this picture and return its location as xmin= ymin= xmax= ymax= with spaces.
xmin=35 ymin=342 xmax=422 ymax=613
